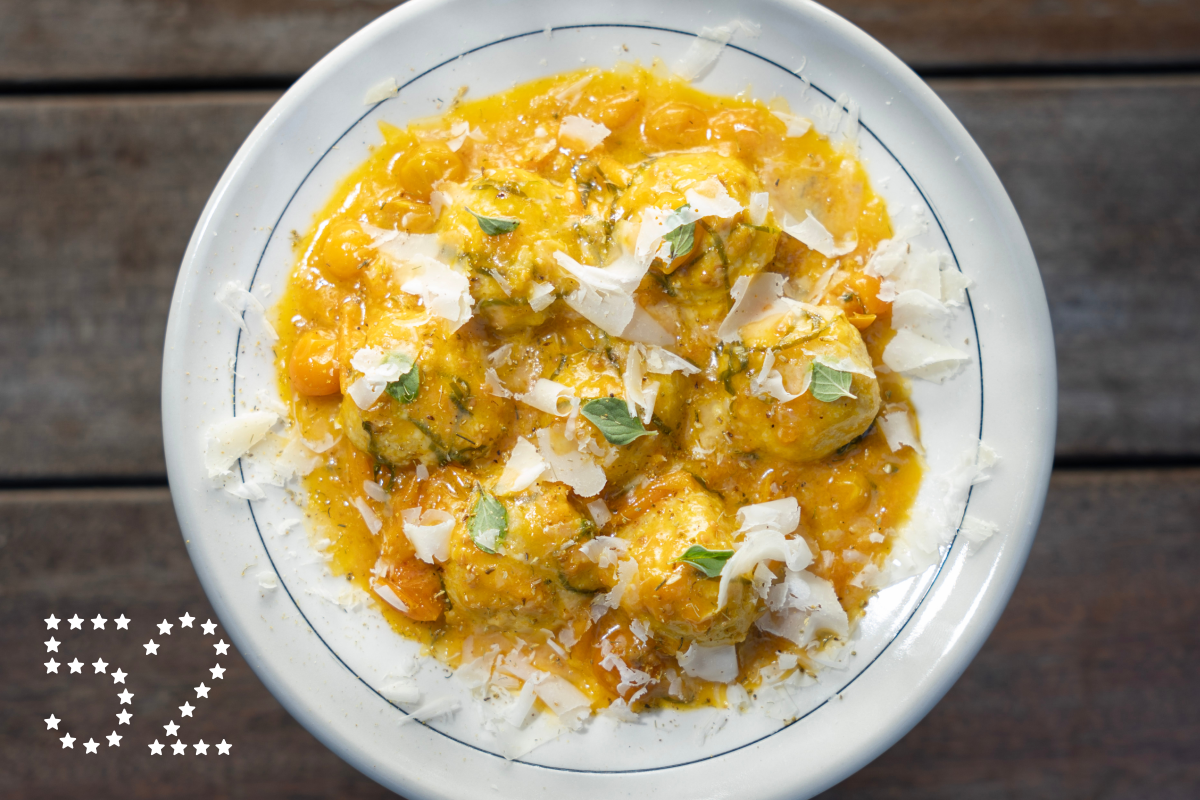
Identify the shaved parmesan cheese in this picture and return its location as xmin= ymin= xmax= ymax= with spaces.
xmin=643 ymin=345 xmax=700 ymax=376
xmin=392 ymin=255 xmax=474 ymax=331
xmin=347 ymin=347 xmax=409 ymax=410
xmin=352 ymin=496 xmax=383 ymax=536
xmin=484 ymin=368 xmax=513 ymax=399
xmin=395 ymin=697 xmax=460 ymax=726
xmin=533 ymin=675 xmax=592 ymax=729
xmin=750 ymin=349 xmax=805 ymax=403
xmin=717 ymin=272 xmax=791 ymax=342
xmin=772 ymin=111 xmax=813 ymax=138
xmin=580 ymin=536 xmax=628 ymax=569
xmin=717 ymin=529 xmax=813 ymax=609
xmin=634 ymin=206 xmax=702 ymax=266
xmin=877 ymin=404 xmax=924 ymax=455
xmin=447 ymin=121 xmax=470 ymax=152
xmin=621 ymin=305 xmax=675 ymax=346
xmin=256 ymin=571 xmax=278 ymax=590
xmin=737 ymin=497 xmax=802 ymax=536
xmin=558 ymin=115 xmax=611 ymax=151
xmin=673 ymin=21 xmax=759 ymax=82
xmin=529 ymin=281 xmax=556 ymax=311
xmin=517 ymin=379 xmax=577 ymax=416
xmin=684 ymin=177 xmax=743 ymax=219
xmin=374 ymin=229 xmax=443 ymax=262
xmin=494 ymin=436 xmax=548 ymax=495
xmin=535 ymin=426 xmax=606 ymax=497
xmin=215 ymin=280 xmax=278 ymax=341
xmin=677 ymin=643 xmax=739 ymax=682
xmin=598 ymin=636 xmax=654 ymax=694
xmin=363 ymin=76 xmax=398 ymax=104
xmin=882 ymin=329 xmax=970 ymax=383
xmin=204 ymin=411 xmax=278 ymax=478
xmin=380 ymin=680 xmax=422 ymax=705
xmin=302 ymin=432 xmax=340 ymax=453
xmin=756 ymin=569 xmax=849 ymax=649
xmin=890 ymin=289 xmax=951 ymax=341
xmin=225 ymin=480 xmax=265 ymax=501
xmin=622 ymin=345 xmax=660 ymax=424
xmin=371 ymin=580 xmax=409 ymax=612
xmin=782 ymin=212 xmax=857 ymax=258
xmin=941 ymin=268 xmax=972 ymax=305
xmin=959 ymin=515 xmax=999 ymax=545
xmin=748 ymin=192 xmax=770 ymax=226
xmin=362 ymin=480 xmax=389 ymax=502
xmin=401 ymin=508 xmax=455 ymax=563
xmin=553 ymin=251 xmax=649 ymax=337
xmin=487 ymin=343 xmax=513 ymax=365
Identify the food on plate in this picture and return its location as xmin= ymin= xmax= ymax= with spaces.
xmin=269 ymin=64 xmax=946 ymax=724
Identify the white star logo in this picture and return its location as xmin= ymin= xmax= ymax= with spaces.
xmin=157 ymin=620 xmax=173 ymax=636
xmin=45 ymin=637 xmax=60 ymax=653
xmin=214 ymin=640 xmax=230 ymax=656
xmin=171 ymin=741 xmax=187 ymax=755
xmin=68 ymin=615 xmax=83 ymax=630
xmin=106 ymin=731 xmax=122 ymax=747
xmin=194 ymin=683 xmax=210 ymax=699
xmin=67 ymin=658 xmax=83 ymax=674
xmin=143 ymin=639 xmax=160 ymax=655
xmin=193 ymin=740 xmax=210 ymax=755
xmin=60 ymin=733 xmax=75 ymax=749
xmin=83 ymin=739 xmax=99 ymax=754
xmin=116 ymin=710 xmax=132 ymax=725
xmin=210 ymin=664 xmax=226 ymax=680
xmin=115 ymin=614 xmax=131 ymax=630
xmin=148 ymin=740 xmax=165 ymax=755
xmin=117 ymin=689 xmax=134 ymax=705
xmin=164 ymin=720 xmax=180 ymax=737
xmin=179 ymin=702 xmax=195 ymax=718
xmin=111 ymin=668 xmax=127 ymax=685
xmin=92 ymin=658 xmax=108 ymax=674
xmin=45 ymin=615 xmax=60 ymax=630
xmin=91 ymin=615 xmax=107 ymax=630
xmin=45 ymin=714 xmax=61 ymax=730
xmin=201 ymin=620 xmax=218 ymax=635
xmin=45 ymin=659 xmax=60 ymax=674
xmin=216 ymin=740 xmax=232 ymax=755
xmin=180 ymin=612 xmax=195 ymax=628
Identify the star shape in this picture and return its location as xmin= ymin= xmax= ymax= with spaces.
xmin=164 ymin=720 xmax=180 ymax=737
xmin=216 ymin=740 xmax=232 ymax=755
xmin=180 ymin=612 xmax=195 ymax=628
xmin=194 ymin=683 xmax=210 ymax=699
xmin=83 ymin=739 xmax=99 ymax=754
xmin=68 ymin=658 xmax=83 ymax=674
xmin=106 ymin=731 xmax=122 ymax=747
xmin=179 ymin=702 xmax=195 ymax=718
xmin=116 ymin=709 xmax=132 ymax=725
xmin=143 ymin=639 xmax=160 ymax=655
xmin=171 ymin=740 xmax=187 ymax=755
xmin=92 ymin=658 xmax=108 ymax=674
xmin=213 ymin=639 xmax=230 ymax=655
xmin=60 ymin=733 xmax=75 ymax=749
xmin=91 ymin=615 xmax=107 ymax=630
xmin=117 ymin=689 xmax=134 ymax=705
xmin=111 ymin=668 xmax=127 ymax=685
xmin=193 ymin=740 xmax=209 ymax=755
xmin=148 ymin=740 xmax=164 ymax=755
xmin=45 ymin=614 xmax=60 ymax=630
xmin=210 ymin=664 xmax=226 ymax=680
xmin=45 ymin=714 xmax=61 ymax=730
xmin=68 ymin=615 xmax=83 ymax=630
xmin=115 ymin=614 xmax=131 ymax=630
xmin=201 ymin=620 xmax=218 ymax=635
xmin=45 ymin=659 xmax=60 ymax=674
xmin=45 ymin=637 xmax=60 ymax=653
xmin=157 ymin=620 xmax=173 ymax=636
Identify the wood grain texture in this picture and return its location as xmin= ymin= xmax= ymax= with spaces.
xmin=2 ymin=0 xmax=1199 ymax=83
xmin=1 ymin=77 xmax=1199 ymax=479
xmin=2 ymin=472 xmax=1196 ymax=797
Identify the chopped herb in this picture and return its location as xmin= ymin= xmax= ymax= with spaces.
xmin=468 ymin=488 xmax=508 ymax=554
xmin=466 ymin=207 xmax=520 ymax=235
xmin=662 ymin=210 xmax=695 ymax=259
xmin=711 ymin=231 xmax=729 ymax=266
xmin=810 ymin=362 xmax=857 ymax=403
xmin=718 ymin=343 xmax=750 ymax=395
xmin=580 ymin=398 xmax=657 ymax=445
xmin=449 ymin=376 xmax=473 ymax=416
xmin=384 ymin=354 xmax=420 ymax=404
xmin=678 ymin=545 xmax=735 ymax=578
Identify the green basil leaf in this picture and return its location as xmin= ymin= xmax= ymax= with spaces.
xmin=662 ymin=219 xmax=695 ymax=259
xmin=810 ymin=362 xmax=857 ymax=403
xmin=466 ymin=207 xmax=520 ymax=235
xmin=468 ymin=488 xmax=508 ymax=554
xmin=384 ymin=354 xmax=420 ymax=404
xmin=677 ymin=545 xmax=735 ymax=578
xmin=579 ymin=398 xmax=657 ymax=446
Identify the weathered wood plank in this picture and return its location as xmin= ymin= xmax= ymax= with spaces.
xmin=2 ymin=0 xmax=1199 ymax=83
xmin=1 ymin=77 xmax=1198 ymax=479
xmin=818 ymin=468 xmax=1200 ymax=799
xmin=2 ymin=472 xmax=1196 ymax=797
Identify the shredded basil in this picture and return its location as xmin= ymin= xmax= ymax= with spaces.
xmin=579 ymin=398 xmax=657 ymax=445
xmin=810 ymin=362 xmax=857 ymax=403
xmin=384 ymin=354 xmax=420 ymax=404
xmin=468 ymin=488 xmax=508 ymax=554
xmin=466 ymin=207 xmax=520 ymax=235
xmin=677 ymin=545 xmax=735 ymax=578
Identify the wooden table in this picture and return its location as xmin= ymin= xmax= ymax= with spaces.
xmin=2 ymin=2 xmax=1198 ymax=797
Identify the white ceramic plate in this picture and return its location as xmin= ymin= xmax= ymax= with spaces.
xmin=162 ymin=0 xmax=1056 ymax=796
